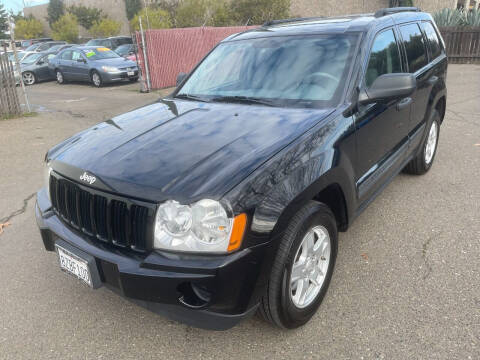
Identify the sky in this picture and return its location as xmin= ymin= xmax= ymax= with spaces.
xmin=2 ymin=0 xmax=49 ymax=13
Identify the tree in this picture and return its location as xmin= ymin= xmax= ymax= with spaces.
xmin=0 ymin=4 xmax=8 ymax=39
xmin=13 ymin=18 xmax=44 ymax=39
xmin=51 ymin=13 xmax=78 ymax=43
xmin=124 ymin=0 xmax=142 ymax=20
xmin=47 ymin=0 xmax=65 ymax=26
xmin=130 ymin=8 xmax=171 ymax=31
xmin=231 ymin=0 xmax=290 ymax=25
xmin=175 ymin=0 xmax=235 ymax=28
xmin=68 ymin=5 xmax=104 ymax=29
xmin=89 ymin=18 xmax=121 ymax=37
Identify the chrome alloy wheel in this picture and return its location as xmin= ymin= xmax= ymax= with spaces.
xmin=289 ymin=225 xmax=331 ymax=308
xmin=92 ymin=72 xmax=101 ymax=87
xmin=56 ymin=71 xmax=63 ymax=83
xmin=22 ymin=72 xmax=35 ymax=85
xmin=424 ymin=121 xmax=438 ymax=165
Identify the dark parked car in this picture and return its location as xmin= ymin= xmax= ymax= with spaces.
xmin=86 ymin=36 xmax=132 ymax=50
xmin=114 ymin=43 xmax=137 ymax=57
xmin=34 ymin=41 xmax=67 ymax=52
xmin=20 ymin=52 xmax=57 ymax=85
xmin=49 ymin=46 xmax=138 ymax=87
xmin=36 ymin=8 xmax=447 ymax=330
xmin=21 ymin=38 xmax=53 ymax=50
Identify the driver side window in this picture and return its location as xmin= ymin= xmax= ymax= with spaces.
xmin=365 ymin=29 xmax=402 ymax=88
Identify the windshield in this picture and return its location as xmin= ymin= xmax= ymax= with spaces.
xmin=25 ymin=43 xmax=40 ymax=52
xmin=21 ymin=41 xmax=31 ymax=47
xmin=49 ymin=44 xmax=64 ymax=52
xmin=86 ymin=39 xmax=112 ymax=48
xmin=115 ymin=44 xmax=131 ymax=56
xmin=82 ymin=47 xmax=119 ymax=60
xmin=177 ymin=34 xmax=358 ymax=108
xmin=21 ymin=52 xmax=43 ymax=64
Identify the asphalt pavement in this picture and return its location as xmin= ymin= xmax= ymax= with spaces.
xmin=0 ymin=67 xmax=478 ymax=359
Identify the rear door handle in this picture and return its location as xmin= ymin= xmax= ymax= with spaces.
xmin=428 ymin=76 xmax=438 ymax=85
xmin=396 ymin=97 xmax=412 ymax=111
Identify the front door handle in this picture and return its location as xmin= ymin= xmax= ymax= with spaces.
xmin=396 ymin=97 xmax=412 ymax=111
xmin=428 ymin=76 xmax=438 ymax=85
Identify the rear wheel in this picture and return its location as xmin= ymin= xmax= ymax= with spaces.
xmin=22 ymin=71 xmax=36 ymax=85
xmin=259 ymin=201 xmax=338 ymax=328
xmin=91 ymin=71 xmax=103 ymax=87
xmin=404 ymin=110 xmax=440 ymax=175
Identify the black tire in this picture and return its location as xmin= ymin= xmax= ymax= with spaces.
xmin=404 ymin=110 xmax=441 ymax=175
xmin=129 ymin=77 xmax=139 ymax=82
xmin=56 ymin=70 xmax=66 ymax=84
xmin=91 ymin=70 xmax=103 ymax=87
xmin=259 ymin=201 xmax=338 ymax=329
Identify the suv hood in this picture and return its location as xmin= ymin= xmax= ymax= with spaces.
xmin=49 ymin=99 xmax=332 ymax=202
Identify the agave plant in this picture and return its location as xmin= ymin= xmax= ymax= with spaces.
xmin=433 ymin=8 xmax=464 ymax=27
xmin=463 ymin=9 xmax=480 ymax=26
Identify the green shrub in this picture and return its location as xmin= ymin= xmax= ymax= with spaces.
xmin=130 ymin=8 xmax=172 ymax=31
xmin=51 ymin=13 xmax=78 ymax=43
xmin=433 ymin=8 xmax=464 ymax=27
xmin=14 ymin=18 xmax=44 ymax=39
xmin=464 ymin=9 xmax=480 ymax=26
xmin=89 ymin=18 xmax=121 ymax=37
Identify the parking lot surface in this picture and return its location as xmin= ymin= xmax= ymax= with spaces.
xmin=0 ymin=66 xmax=479 ymax=359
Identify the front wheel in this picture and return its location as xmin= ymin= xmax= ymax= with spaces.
xmin=56 ymin=70 xmax=66 ymax=84
xmin=259 ymin=201 xmax=338 ymax=328
xmin=404 ymin=110 xmax=441 ymax=175
xmin=22 ymin=71 xmax=36 ymax=85
xmin=91 ymin=71 xmax=103 ymax=87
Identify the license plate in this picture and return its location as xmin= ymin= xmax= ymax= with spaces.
xmin=56 ymin=246 xmax=92 ymax=287
xmin=127 ymin=71 xmax=134 ymax=76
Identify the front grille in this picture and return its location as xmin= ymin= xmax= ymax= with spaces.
xmin=49 ymin=173 xmax=154 ymax=252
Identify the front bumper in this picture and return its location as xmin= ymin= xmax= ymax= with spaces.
xmin=35 ymin=189 xmax=266 ymax=330
xmin=101 ymin=70 xmax=139 ymax=83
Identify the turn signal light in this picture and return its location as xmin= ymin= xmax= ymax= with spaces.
xmin=227 ymin=213 xmax=247 ymax=252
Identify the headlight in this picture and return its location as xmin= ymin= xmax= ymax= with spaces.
xmin=44 ymin=162 xmax=52 ymax=201
xmin=101 ymin=66 xmax=119 ymax=73
xmin=154 ymin=199 xmax=246 ymax=254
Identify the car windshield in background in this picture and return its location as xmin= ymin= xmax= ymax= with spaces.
xmin=21 ymin=53 xmax=43 ymax=64
xmin=86 ymin=39 xmax=112 ymax=48
xmin=82 ymin=48 xmax=120 ymax=60
xmin=115 ymin=44 xmax=132 ymax=56
xmin=177 ymin=34 xmax=359 ymax=108
xmin=25 ymin=43 xmax=40 ymax=52
xmin=49 ymin=44 xmax=66 ymax=52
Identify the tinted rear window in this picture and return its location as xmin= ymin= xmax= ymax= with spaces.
xmin=422 ymin=22 xmax=442 ymax=59
xmin=400 ymin=23 xmax=428 ymax=73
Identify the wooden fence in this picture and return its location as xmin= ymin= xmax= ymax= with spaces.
xmin=439 ymin=26 xmax=480 ymax=64
xmin=0 ymin=53 xmax=21 ymax=117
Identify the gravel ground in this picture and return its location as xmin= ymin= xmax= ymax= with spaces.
xmin=0 ymin=66 xmax=478 ymax=359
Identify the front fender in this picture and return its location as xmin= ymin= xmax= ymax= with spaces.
xmin=225 ymin=112 xmax=356 ymax=243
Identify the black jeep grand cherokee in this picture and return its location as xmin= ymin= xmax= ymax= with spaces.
xmin=36 ymin=8 xmax=447 ymax=330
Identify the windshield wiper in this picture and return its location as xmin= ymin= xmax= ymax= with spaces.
xmin=175 ymin=93 xmax=211 ymax=103
xmin=210 ymin=95 xmax=276 ymax=107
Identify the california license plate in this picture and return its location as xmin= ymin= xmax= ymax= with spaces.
xmin=56 ymin=245 xmax=92 ymax=287
xmin=127 ymin=71 xmax=134 ymax=76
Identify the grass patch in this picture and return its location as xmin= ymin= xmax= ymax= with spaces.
xmin=1 ymin=112 xmax=38 ymax=120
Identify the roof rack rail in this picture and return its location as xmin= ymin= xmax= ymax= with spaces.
xmin=374 ymin=7 xmax=421 ymax=18
xmin=262 ymin=16 xmax=325 ymax=27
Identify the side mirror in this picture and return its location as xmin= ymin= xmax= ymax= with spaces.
xmin=77 ymin=58 xmax=86 ymax=63
xmin=37 ymin=60 xmax=44 ymax=65
xmin=176 ymin=72 xmax=188 ymax=87
xmin=359 ymin=73 xmax=416 ymax=105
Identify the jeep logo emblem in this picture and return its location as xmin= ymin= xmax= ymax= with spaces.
xmin=80 ymin=172 xmax=96 ymax=185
